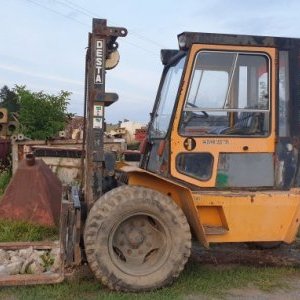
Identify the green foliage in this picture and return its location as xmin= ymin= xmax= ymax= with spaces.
xmin=0 ymin=85 xmax=19 ymax=113
xmin=0 ymin=155 xmax=12 ymax=195
xmin=0 ymin=169 xmax=11 ymax=195
xmin=15 ymin=86 xmax=70 ymax=140
xmin=0 ymin=219 xmax=58 ymax=242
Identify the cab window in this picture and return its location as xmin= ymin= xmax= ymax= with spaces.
xmin=150 ymin=56 xmax=186 ymax=138
xmin=180 ymin=51 xmax=270 ymax=136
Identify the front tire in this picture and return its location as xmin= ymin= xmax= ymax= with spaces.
xmin=84 ymin=185 xmax=191 ymax=292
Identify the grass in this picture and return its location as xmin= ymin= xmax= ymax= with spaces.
xmin=0 ymin=262 xmax=297 ymax=300
xmin=0 ymin=169 xmax=11 ymax=195
xmin=0 ymin=219 xmax=58 ymax=242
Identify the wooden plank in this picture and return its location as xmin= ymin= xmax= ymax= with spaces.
xmin=0 ymin=241 xmax=59 ymax=250
xmin=0 ymin=273 xmax=64 ymax=286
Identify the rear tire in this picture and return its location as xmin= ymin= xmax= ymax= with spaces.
xmin=84 ymin=185 xmax=191 ymax=292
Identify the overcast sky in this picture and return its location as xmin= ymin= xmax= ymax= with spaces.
xmin=1 ymin=0 xmax=300 ymax=123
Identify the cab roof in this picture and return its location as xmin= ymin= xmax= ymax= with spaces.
xmin=177 ymin=31 xmax=300 ymax=50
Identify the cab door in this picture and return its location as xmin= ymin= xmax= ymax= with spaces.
xmin=170 ymin=44 xmax=277 ymax=188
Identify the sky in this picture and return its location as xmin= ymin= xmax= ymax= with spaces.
xmin=1 ymin=0 xmax=300 ymax=124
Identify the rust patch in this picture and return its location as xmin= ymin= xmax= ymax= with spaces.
xmin=0 ymin=273 xmax=64 ymax=286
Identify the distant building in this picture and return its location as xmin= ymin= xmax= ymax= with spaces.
xmin=120 ymin=120 xmax=146 ymax=144
xmin=64 ymin=117 xmax=147 ymax=146
xmin=106 ymin=120 xmax=146 ymax=145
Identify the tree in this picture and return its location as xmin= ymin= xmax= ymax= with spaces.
xmin=0 ymin=85 xmax=19 ymax=113
xmin=15 ymin=86 xmax=71 ymax=140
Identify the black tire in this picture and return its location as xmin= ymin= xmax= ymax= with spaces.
xmin=84 ymin=185 xmax=191 ymax=292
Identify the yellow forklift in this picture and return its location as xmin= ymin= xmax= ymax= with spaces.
xmin=82 ymin=19 xmax=300 ymax=291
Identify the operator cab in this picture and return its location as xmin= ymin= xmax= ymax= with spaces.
xmin=142 ymin=32 xmax=300 ymax=190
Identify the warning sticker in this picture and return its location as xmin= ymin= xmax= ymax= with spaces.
xmin=93 ymin=117 xmax=103 ymax=129
xmin=94 ymin=105 xmax=103 ymax=117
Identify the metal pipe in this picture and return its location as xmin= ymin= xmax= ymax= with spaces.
xmin=80 ymin=46 xmax=89 ymax=192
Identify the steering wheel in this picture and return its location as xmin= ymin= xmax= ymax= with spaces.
xmin=186 ymin=102 xmax=209 ymax=118
xmin=220 ymin=127 xmax=252 ymax=135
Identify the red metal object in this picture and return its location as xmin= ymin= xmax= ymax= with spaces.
xmin=0 ymin=139 xmax=10 ymax=160
xmin=134 ymin=128 xmax=147 ymax=143
xmin=0 ymin=157 xmax=62 ymax=227
xmin=157 ymin=140 xmax=166 ymax=157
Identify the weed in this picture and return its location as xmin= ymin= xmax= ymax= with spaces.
xmin=41 ymin=252 xmax=55 ymax=270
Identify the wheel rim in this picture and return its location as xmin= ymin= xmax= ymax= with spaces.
xmin=108 ymin=212 xmax=172 ymax=276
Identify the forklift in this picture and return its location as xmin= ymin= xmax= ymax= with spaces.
xmin=73 ymin=19 xmax=300 ymax=291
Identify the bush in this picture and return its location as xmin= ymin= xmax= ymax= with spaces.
xmin=0 ymin=152 xmax=12 ymax=195
xmin=15 ymin=86 xmax=70 ymax=140
xmin=0 ymin=169 xmax=11 ymax=196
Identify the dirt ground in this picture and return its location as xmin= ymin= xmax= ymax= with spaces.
xmin=2 ymin=239 xmax=300 ymax=299
xmin=191 ymin=240 xmax=300 ymax=299
xmin=192 ymin=240 xmax=300 ymax=267
xmin=69 ymin=240 xmax=300 ymax=299
xmin=226 ymin=281 xmax=300 ymax=300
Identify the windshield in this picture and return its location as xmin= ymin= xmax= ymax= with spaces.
xmin=180 ymin=51 xmax=270 ymax=136
xmin=150 ymin=56 xmax=186 ymax=138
